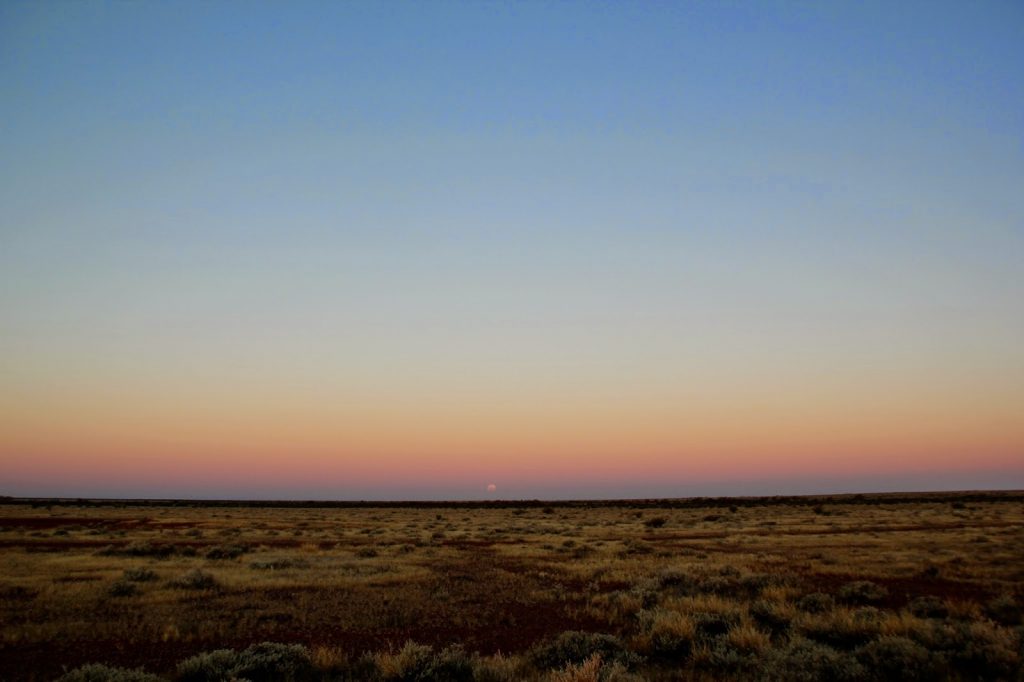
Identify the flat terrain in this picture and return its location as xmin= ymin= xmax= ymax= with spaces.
xmin=1 ymin=492 xmax=1022 ymax=680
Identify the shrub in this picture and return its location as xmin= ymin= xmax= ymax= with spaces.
xmin=985 ymin=594 xmax=1021 ymax=626
xmin=643 ymin=517 xmax=667 ymax=529
xmin=177 ymin=643 xmax=313 ymax=682
xmin=750 ymin=599 xmax=792 ymax=634
xmin=355 ymin=547 xmax=379 ymax=558
xmin=764 ymin=637 xmax=865 ymax=681
xmin=838 ymin=581 xmax=888 ymax=605
xmin=250 ymin=557 xmax=307 ymax=571
xmin=57 ymin=664 xmax=163 ymax=682
xmin=233 ymin=642 xmax=313 ymax=682
xmin=177 ymin=649 xmax=238 ymax=682
xmin=171 ymin=569 xmax=218 ymax=590
xmin=908 ymin=596 xmax=948 ymax=619
xmin=922 ymin=620 xmax=1023 ymax=679
xmin=856 ymin=636 xmax=942 ymax=681
xmin=376 ymin=640 xmax=434 ymax=680
xmin=471 ymin=653 xmax=520 ymax=682
xmin=530 ymin=631 xmax=640 ymax=671
xmin=123 ymin=567 xmax=158 ymax=582
xmin=204 ymin=545 xmax=246 ymax=560
xmin=420 ymin=645 xmax=474 ymax=682
xmin=107 ymin=579 xmax=139 ymax=597
xmin=638 ymin=609 xmax=696 ymax=659
xmin=692 ymin=611 xmax=739 ymax=639
xmin=797 ymin=592 xmax=835 ymax=613
xmin=801 ymin=609 xmax=881 ymax=650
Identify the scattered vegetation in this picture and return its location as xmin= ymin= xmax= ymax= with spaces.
xmin=2 ymin=492 xmax=1022 ymax=680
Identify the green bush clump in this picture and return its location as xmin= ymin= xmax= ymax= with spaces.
xmin=838 ymin=581 xmax=888 ymax=605
xmin=177 ymin=642 xmax=312 ymax=682
xmin=530 ymin=631 xmax=640 ymax=670
xmin=57 ymin=664 xmax=163 ymax=682
xmin=797 ymin=592 xmax=835 ymax=613
xmin=855 ymin=636 xmax=942 ymax=681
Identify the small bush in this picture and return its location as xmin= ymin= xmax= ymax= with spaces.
xmin=171 ymin=569 xmax=218 ymax=590
xmin=355 ymin=547 xmax=379 ymax=558
xmin=107 ymin=579 xmax=139 ymax=597
xmin=123 ymin=567 xmax=158 ymax=582
xmin=530 ymin=631 xmax=640 ymax=671
xmin=801 ymin=609 xmax=881 ymax=650
xmin=838 ymin=581 xmax=888 ymax=605
xmin=908 ymin=596 xmax=948 ymax=619
xmin=692 ymin=611 xmax=739 ymax=639
xmin=750 ymin=599 xmax=792 ymax=634
xmin=764 ymin=638 xmax=865 ymax=681
xmin=233 ymin=642 xmax=313 ymax=682
xmin=643 ymin=517 xmax=667 ymax=529
xmin=250 ymin=557 xmax=307 ymax=571
xmin=177 ymin=643 xmax=313 ymax=682
xmin=204 ymin=544 xmax=246 ymax=560
xmin=421 ymin=645 xmax=474 ymax=681
xmin=638 ymin=609 xmax=696 ymax=659
xmin=856 ymin=636 xmax=942 ymax=681
xmin=985 ymin=594 xmax=1021 ymax=626
xmin=177 ymin=649 xmax=238 ymax=682
xmin=797 ymin=592 xmax=835 ymax=613
xmin=376 ymin=640 xmax=434 ymax=680
xmin=57 ymin=664 xmax=162 ymax=682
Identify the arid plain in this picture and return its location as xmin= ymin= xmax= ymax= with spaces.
xmin=1 ymin=493 xmax=1022 ymax=681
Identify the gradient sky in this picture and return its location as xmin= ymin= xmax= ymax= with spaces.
xmin=2 ymin=1 xmax=1023 ymax=499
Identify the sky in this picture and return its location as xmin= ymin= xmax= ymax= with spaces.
xmin=1 ymin=1 xmax=1023 ymax=500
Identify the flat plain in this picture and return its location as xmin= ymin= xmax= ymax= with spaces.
xmin=1 ymin=492 xmax=1022 ymax=681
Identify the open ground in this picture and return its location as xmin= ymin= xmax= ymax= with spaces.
xmin=1 ymin=492 xmax=1022 ymax=680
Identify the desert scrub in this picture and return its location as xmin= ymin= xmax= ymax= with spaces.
xmin=549 ymin=654 xmax=640 ymax=682
xmin=177 ymin=642 xmax=312 ymax=682
xmin=637 ymin=608 xmax=696 ymax=659
xmin=749 ymin=598 xmax=794 ymax=634
xmin=530 ymin=631 xmax=641 ymax=671
xmin=908 ymin=595 xmax=948 ymax=619
xmin=985 ymin=594 xmax=1021 ymax=625
xmin=855 ymin=635 xmax=943 ymax=681
xmin=123 ymin=567 xmax=158 ymax=582
xmin=57 ymin=664 xmax=162 ymax=682
xmin=170 ymin=569 xmax=218 ymax=590
xmin=250 ymin=557 xmax=308 ymax=570
xmin=797 ymin=592 xmax=835 ymax=613
xmin=374 ymin=641 xmax=476 ymax=681
xmin=763 ymin=638 xmax=865 ymax=681
xmin=837 ymin=580 xmax=888 ymax=605
xmin=799 ymin=607 xmax=882 ymax=649
xmin=107 ymin=579 xmax=139 ymax=597
xmin=204 ymin=544 xmax=246 ymax=560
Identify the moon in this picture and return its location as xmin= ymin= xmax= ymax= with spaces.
xmin=486 ymin=483 xmax=497 ymax=493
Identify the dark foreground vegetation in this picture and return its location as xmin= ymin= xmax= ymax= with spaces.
xmin=2 ymin=492 xmax=1022 ymax=680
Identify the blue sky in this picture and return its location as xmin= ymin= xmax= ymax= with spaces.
xmin=1 ymin=1 xmax=1022 ymax=499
